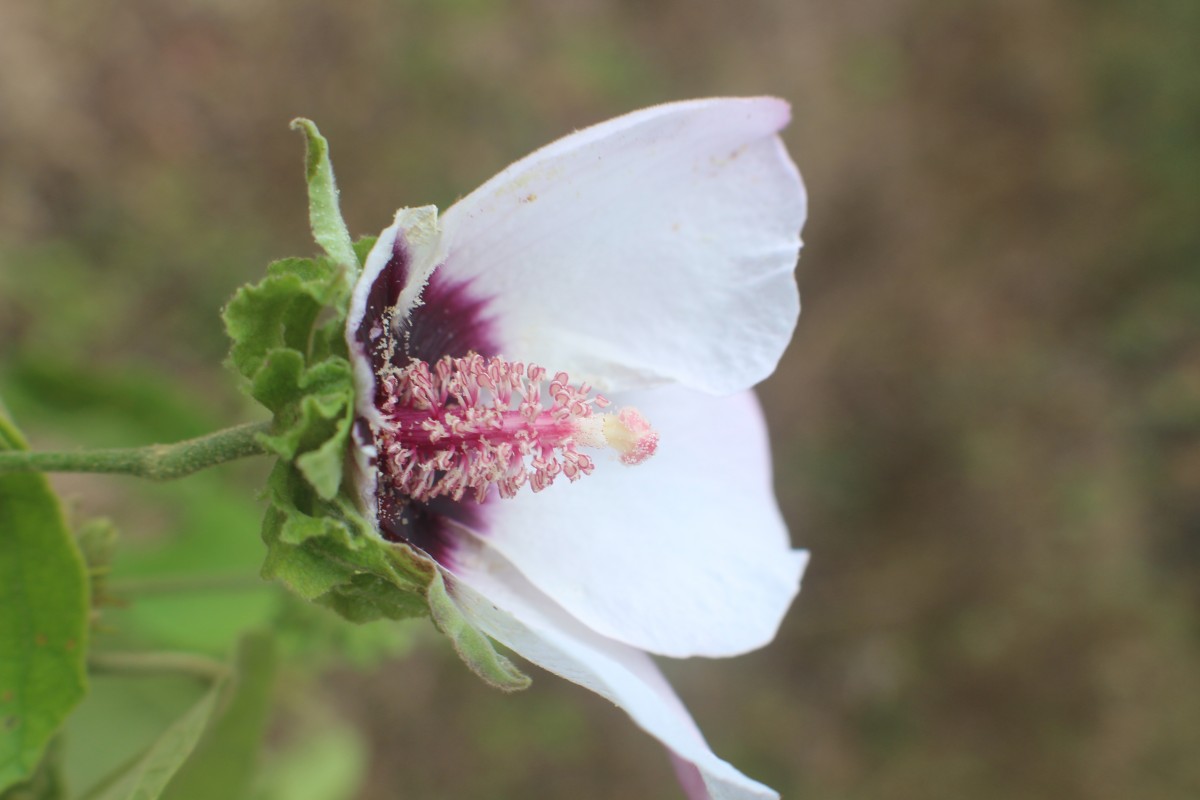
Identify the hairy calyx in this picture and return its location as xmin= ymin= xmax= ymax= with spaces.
xmin=377 ymin=353 xmax=658 ymax=503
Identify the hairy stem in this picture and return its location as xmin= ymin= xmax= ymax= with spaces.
xmin=0 ymin=421 xmax=273 ymax=480
xmin=89 ymin=651 xmax=230 ymax=682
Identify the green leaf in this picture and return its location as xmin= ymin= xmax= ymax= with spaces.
xmin=81 ymin=688 xmax=220 ymax=800
xmin=259 ymin=464 xmax=433 ymax=623
xmin=160 ymin=633 xmax=277 ymax=800
xmin=223 ymin=258 xmax=345 ymax=385
xmin=247 ymin=349 xmax=308 ymax=416
xmin=426 ymin=572 xmax=531 ymax=692
xmin=290 ymin=119 xmax=358 ymax=280
xmin=1 ymin=361 xmax=276 ymax=656
xmin=224 ymin=255 xmax=358 ymax=506
xmin=221 ymin=136 xmax=485 ymax=659
xmin=351 ymin=236 xmax=377 ymax=267
xmin=294 ymin=411 xmax=353 ymax=501
xmin=315 ymin=573 xmax=429 ymax=624
xmin=0 ymin=411 xmax=89 ymax=792
xmin=0 ymin=738 xmax=64 ymax=800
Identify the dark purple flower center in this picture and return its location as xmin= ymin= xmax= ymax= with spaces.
xmin=355 ymin=236 xmax=500 ymax=562
xmin=355 ymin=233 xmax=657 ymax=566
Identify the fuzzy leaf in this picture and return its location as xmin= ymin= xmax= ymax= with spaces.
xmin=259 ymin=464 xmax=432 ymax=623
xmin=294 ymin=415 xmax=353 ymax=502
xmin=261 ymin=507 xmax=358 ymax=601
xmin=224 ymin=257 xmax=357 ymax=503
xmin=316 ymin=574 xmax=429 ymax=624
xmin=0 ymin=411 xmax=89 ymax=792
xmin=427 ymin=572 xmax=531 ymax=692
xmin=351 ymin=237 xmax=377 ymax=267
xmin=247 ymin=349 xmax=307 ymax=416
xmin=290 ymin=119 xmax=358 ymax=279
xmin=222 ymin=135 xmax=442 ymax=641
xmin=223 ymin=257 xmax=345 ymax=385
xmin=0 ymin=738 xmax=64 ymax=800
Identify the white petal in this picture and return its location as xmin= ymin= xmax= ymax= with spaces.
xmin=346 ymin=204 xmax=446 ymax=426
xmin=437 ymin=97 xmax=805 ymax=394
xmin=469 ymin=387 xmax=807 ymax=658
xmin=345 ymin=207 xmax=448 ymax=518
xmin=444 ymin=545 xmax=780 ymax=800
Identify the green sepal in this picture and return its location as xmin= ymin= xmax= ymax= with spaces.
xmin=427 ymin=572 xmax=531 ymax=692
xmin=75 ymin=518 xmax=119 ymax=610
xmin=224 ymin=256 xmax=348 ymax=389
xmin=225 ymin=227 xmax=439 ymax=628
xmin=317 ymin=573 xmax=430 ymax=624
xmin=75 ymin=519 xmax=118 ymax=579
xmin=251 ymin=354 xmax=355 ymax=501
xmin=0 ymin=409 xmax=90 ymax=792
xmin=224 ymin=256 xmax=355 ymax=504
xmin=351 ymin=236 xmax=377 ymax=266
xmin=223 ymin=129 xmax=528 ymax=694
xmin=290 ymin=118 xmax=358 ymax=280
xmin=259 ymin=462 xmax=433 ymax=624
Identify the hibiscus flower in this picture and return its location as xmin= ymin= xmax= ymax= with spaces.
xmin=345 ymin=97 xmax=808 ymax=800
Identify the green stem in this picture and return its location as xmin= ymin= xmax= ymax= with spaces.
xmin=0 ymin=421 xmax=272 ymax=480
xmin=89 ymin=651 xmax=230 ymax=682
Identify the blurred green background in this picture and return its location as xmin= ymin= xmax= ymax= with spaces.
xmin=2 ymin=0 xmax=1199 ymax=798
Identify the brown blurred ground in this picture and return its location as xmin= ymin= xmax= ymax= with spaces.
xmin=2 ymin=0 xmax=1199 ymax=798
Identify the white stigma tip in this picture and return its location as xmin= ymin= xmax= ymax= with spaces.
xmin=603 ymin=407 xmax=659 ymax=466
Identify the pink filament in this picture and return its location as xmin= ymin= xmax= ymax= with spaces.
xmin=377 ymin=353 xmax=611 ymax=503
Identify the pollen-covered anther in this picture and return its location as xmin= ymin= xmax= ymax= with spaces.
xmin=375 ymin=353 xmax=657 ymax=503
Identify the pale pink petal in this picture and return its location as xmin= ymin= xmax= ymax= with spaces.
xmin=437 ymin=97 xmax=805 ymax=395
xmin=444 ymin=544 xmax=780 ymax=800
xmin=466 ymin=387 xmax=808 ymax=658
